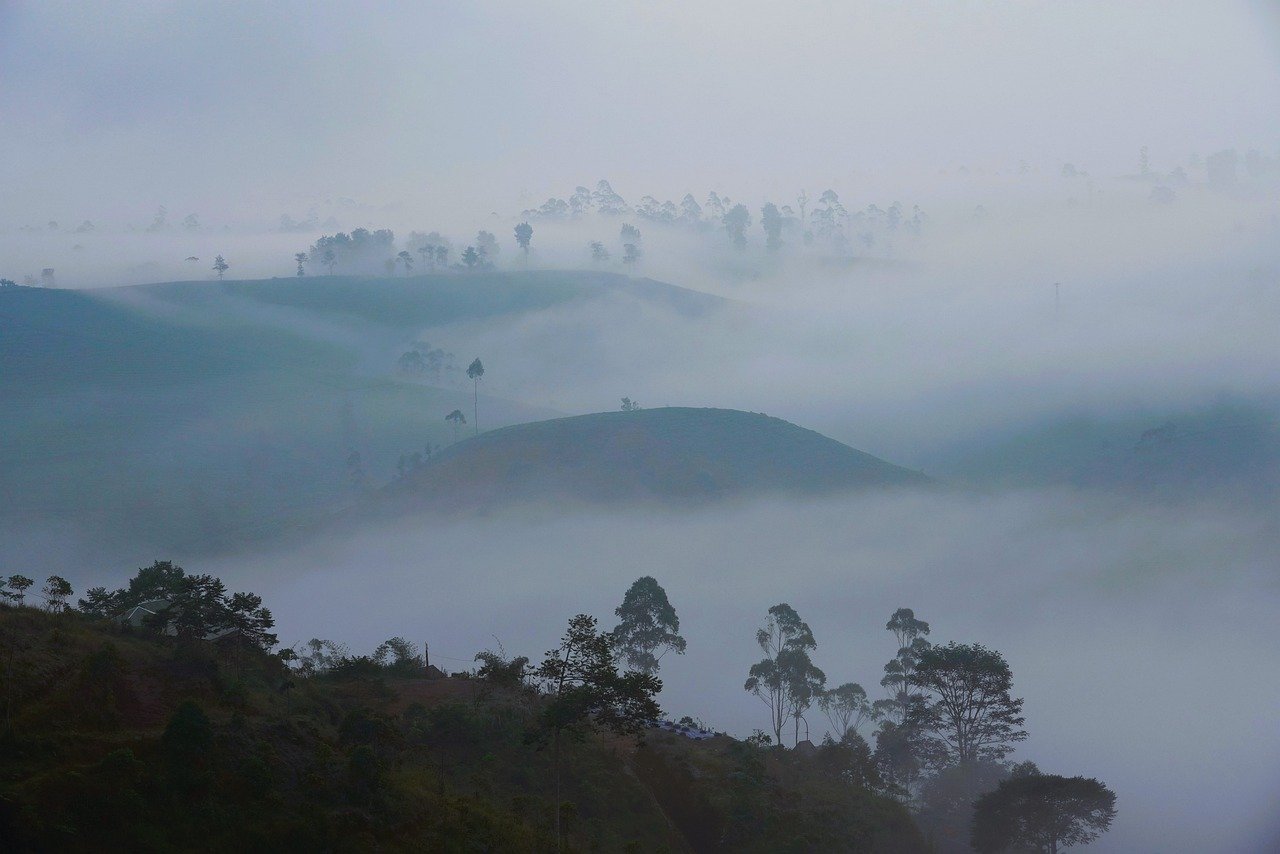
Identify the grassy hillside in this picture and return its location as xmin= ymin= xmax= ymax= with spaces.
xmin=6 ymin=274 xmax=708 ymax=555
xmin=384 ymin=407 xmax=931 ymax=515
xmin=0 ymin=605 xmax=925 ymax=852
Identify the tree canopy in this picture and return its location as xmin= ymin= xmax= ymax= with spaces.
xmin=907 ymin=642 xmax=1027 ymax=768
xmin=972 ymin=770 xmax=1117 ymax=854
xmin=611 ymin=576 xmax=686 ymax=675
xmin=77 ymin=560 xmax=277 ymax=650
xmin=745 ymin=603 xmax=826 ymax=745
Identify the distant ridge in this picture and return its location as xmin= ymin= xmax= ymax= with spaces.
xmin=384 ymin=407 xmax=930 ymax=513
xmin=110 ymin=270 xmax=725 ymax=328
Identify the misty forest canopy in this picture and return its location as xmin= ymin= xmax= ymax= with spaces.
xmin=166 ymin=178 xmax=941 ymax=283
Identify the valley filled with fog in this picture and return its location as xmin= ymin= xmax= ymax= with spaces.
xmin=2 ymin=3 xmax=1278 ymax=852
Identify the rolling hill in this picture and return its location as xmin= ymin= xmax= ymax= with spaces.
xmin=383 ymin=407 xmax=931 ymax=514
xmin=1 ymin=272 xmax=723 ymax=558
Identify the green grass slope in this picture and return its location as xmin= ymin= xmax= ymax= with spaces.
xmin=386 ymin=407 xmax=931 ymax=514
xmin=7 ymin=274 xmax=704 ymax=555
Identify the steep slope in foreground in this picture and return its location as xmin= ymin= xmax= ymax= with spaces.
xmin=388 ymin=408 xmax=930 ymax=512
xmin=0 ymin=606 xmax=926 ymax=852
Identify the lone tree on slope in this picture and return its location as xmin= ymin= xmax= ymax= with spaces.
xmin=212 ymin=255 xmax=229 ymax=280
xmin=466 ymin=358 xmax=484 ymax=435
xmin=612 ymin=576 xmax=686 ymax=675
xmin=445 ymin=409 xmax=466 ymax=442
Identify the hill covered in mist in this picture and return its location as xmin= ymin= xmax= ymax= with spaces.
xmin=119 ymin=269 xmax=724 ymax=329
xmin=929 ymin=399 xmax=1280 ymax=497
xmin=382 ymin=407 xmax=930 ymax=515
xmin=0 ymin=272 xmax=724 ymax=557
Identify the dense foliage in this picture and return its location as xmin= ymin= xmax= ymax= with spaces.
xmin=0 ymin=576 xmax=927 ymax=852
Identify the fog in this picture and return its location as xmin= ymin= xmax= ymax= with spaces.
xmin=4 ymin=2 xmax=1280 ymax=851
xmin=198 ymin=489 xmax=1280 ymax=853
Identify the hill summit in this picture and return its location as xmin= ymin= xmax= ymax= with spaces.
xmin=389 ymin=407 xmax=928 ymax=512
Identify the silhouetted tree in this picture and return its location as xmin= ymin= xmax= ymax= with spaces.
xmin=373 ymin=636 xmax=422 ymax=673
xmin=466 ymin=358 xmax=484 ymax=435
xmin=78 ymin=560 xmax=277 ymax=648
xmin=532 ymin=614 xmax=661 ymax=850
xmin=4 ymin=575 xmax=34 ymax=607
xmin=397 ymin=250 xmax=414 ymax=276
xmin=514 ymin=221 xmax=533 ymax=260
xmin=620 ymin=397 xmax=641 ymax=411
xmin=475 ymin=230 xmax=499 ymax=266
xmin=875 ymin=718 xmax=925 ymax=801
xmin=474 ymin=648 xmax=530 ymax=688
xmin=679 ymin=194 xmax=703 ymax=225
xmin=611 ymin=576 xmax=686 ymax=675
xmin=818 ymin=682 xmax=874 ymax=740
xmin=879 ymin=608 xmax=931 ymax=724
xmin=322 ymin=248 xmax=336 ymax=274
xmin=462 ymin=246 xmax=480 ymax=269
xmin=41 ymin=575 xmax=73 ymax=612
xmin=908 ymin=642 xmax=1027 ymax=768
xmin=723 ymin=204 xmax=751 ymax=249
xmin=622 ymin=243 xmax=641 ymax=268
xmin=761 ymin=202 xmax=784 ymax=251
xmin=589 ymin=241 xmax=609 ymax=264
xmin=972 ymin=769 xmax=1117 ymax=854
xmin=294 ymin=252 xmax=308 ymax=276
xmin=212 ymin=255 xmax=228 ymax=280
xmin=620 ymin=223 xmax=641 ymax=245
xmin=745 ymin=603 xmax=826 ymax=745
xmin=445 ymin=408 xmax=466 ymax=442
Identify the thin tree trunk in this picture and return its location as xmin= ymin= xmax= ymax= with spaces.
xmin=554 ymin=729 xmax=562 ymax=852
xmin=473 ymin=381 xmax=479 ymax=435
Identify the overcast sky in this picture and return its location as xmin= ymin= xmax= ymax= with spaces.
xmin=3 ymin=0 xmax=1278 ymax=227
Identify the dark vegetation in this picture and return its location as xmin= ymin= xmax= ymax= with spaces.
xmin=1 ymin=565 xmax=1117 ymax=852
xmin=735 ymin=601 xmax=1117 ymax=853
xmin=0 ymin=566 xmax=930 ymax=853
